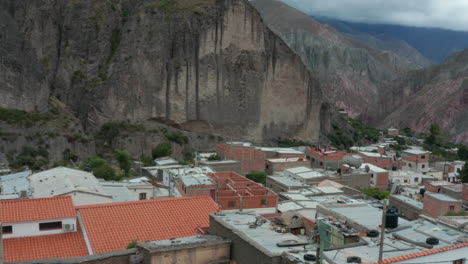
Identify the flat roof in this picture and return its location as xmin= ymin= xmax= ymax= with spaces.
xmin=320 ymin=203 xmax=410 ymax=231
xmin=266 ymin=157 xmax=306 ymax=163
xmin=314 ymin=186 xmax=344 ymax=194
xmin=427 ymin=180 xmax=455 ymax=186
xmin=426 ymin=193 xmax=460 ymax=202
xmin=180 ymin=173 xmax=215 ymax=187
xmin=199 ymin=160 xmax=240 ymax=164
xmin=295 ymin=170 xmax=328 ymax=179
xmin=404 ymin=149 xmax=430 ymax=155
xmin=360 ymin=163 xmax=388 ymax=173
xmin=284 ymin=166 xmax=314 ymax=174
xmin=138 ymin=235 xmax=230 ymax=253
xmin=391 ymin=195 xmax=423 ymax=209
xmin=359 ymin=151 xmax=389 ymax=158
xmin=256 ymin=147 xmax=304 ymax=154
xmin=267 ymin=176 xmax=309 ymax=187
xmin=210 ymin=213 xmax=309 ymax=257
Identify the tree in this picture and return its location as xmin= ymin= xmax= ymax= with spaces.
xmin=460 ymin=163 xmax=468 ymax=183
xmin=363 ymin=188 xmax=390 ymax=200
xmin=402 ymin=127 xmax=413 ymax=137
xmin=246 ymin=171 xmax=267 ymax=185
xmin=425 ymin=123 xmax=442 ymax=147
xmin=458 ymin=145 xmax=468 ymax=160
xmin=207 ymin=154 xmax=222 ymax=161
xmin=152 ymin=142 xmax=172 ymax=159
xmin=127 ymin=240 xmax=138 ymax=249
xmin=92 ymin=163 xmax=117 ymax=181
xmin=114 ymin=150 xmax=132 ymax=177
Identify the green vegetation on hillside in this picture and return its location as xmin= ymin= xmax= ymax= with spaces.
xmin=329 ymin=118 xmax=381 ymax=150
xmin=275 ymin=138 xmax=311 ymax=148
xmin=152 ymin=142 xmax=172 ymax=159
xmin=8 ymin=145 xmax=49 ymax=171
xmin=114 ymin=150 xmax=132 ymax=177
xmin=423 ymin=124 xmax=461 ymax=162
xmin=83 ymin=157 xmax=120 ymax=181
xmin=0 ymin=107 xmax=53 ymax=126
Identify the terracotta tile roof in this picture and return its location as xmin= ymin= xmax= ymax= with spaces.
xmin=371 ymin=242 xmax=468 ymax=264
xmin=0 ymin=196 xmax=76 ymax=223
xmin=77 ymin=196 xmax=219 ymax=254
xmin=3 ymin=231 xmax=88 ymax=262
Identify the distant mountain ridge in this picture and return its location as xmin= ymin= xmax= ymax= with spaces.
xmin=313 ymin=17 xmax=468 ymax=64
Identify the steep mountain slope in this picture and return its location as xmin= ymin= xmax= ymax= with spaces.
xmin=314 ymin=16 xmax=432 ymax=67
xmin=379 ymin=49 xmax=468 ymax=143
xmin=0 ymin=0 xmax=330 ymax=145
xmin=314 ymin=18 xmax=468 ymax=64
xmin=251 ymin=0 xmax=415 ymax=119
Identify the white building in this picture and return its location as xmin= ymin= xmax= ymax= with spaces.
xmin=30 ymin=167 xmax=113 ymax=206
xmin=390 ymin=170 xmax=427 ymax=185
xmin=0 ymin=196 xmax=78 ymax=239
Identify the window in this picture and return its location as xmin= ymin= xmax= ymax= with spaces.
xmin=449 ymin=205 xmax=455 ymax=212
xmin=2 ymin=225 xmax=12 ymax=234
xmin=266 ymin=164 xmax=270 ymax=169
xmin=421 ymin=155 xmax=426 ymax=159
xmin=453 ymin=259 xmax=464 ymax=264
xmin=414 ymin=177 xmax=419 ymax=183
xmin=228 ymin=200 xmax=236 ymax=208
xmin=320 ymin=162 xmax=323 ymax=166
xmin=404 ymin=180 xmax=408 ymax=183
xmin=39 ymin=221 xmax=62 ymax=231
xmin=261 ymin=199 xmax=268 ymax=206
xmin=409 ymin=163 xmax=412 ymax=167
xmin=139 ymin=193 xmax=147 ymax=200
xmin=422 ymin=164 xmax=425 ymax=169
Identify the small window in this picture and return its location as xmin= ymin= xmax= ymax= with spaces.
xmin=320 ymin=162 xmax=323 ymax=166
xmin=422 ymin=164 xmax=425 ymax=169
xmin=39 ymin=221 xmax=62 ymax=231
xmin=2 ymin=225 xmax=12 ymax=234
xmin=261 ymin=199 xmax=268 ymax=206
xmin=228 ymin=200 xmax=236 ymax=208
xmin=449 ymin=205 xmax=455 ymax=212
xmin=409 ymin=163 xmax=412 ymax=167
xmin=421 ymin=155 xmax=426 ymax=159
xmin=414 ymin=177 xmax=419 ymax=182
xmin=404 ymin=180 xmax=408 ymax=183
xmin=139 ymin=193 xmax=147 ymax=200
xmin=266 ymin=164 xmax=270 ymax=169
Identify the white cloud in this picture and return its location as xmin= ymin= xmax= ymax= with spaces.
xmin=281 ymin=0 xmax=468 ymax=31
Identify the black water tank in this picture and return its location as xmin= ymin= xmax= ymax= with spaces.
xmin=420 ymin=188 xmax=426 ymax=197
xmin=426 ymin=237 xmax=439 ymax=245
xmin=367 ymin=230 xmax=380 ymax=237
xmin=347 ymin=256 xmax=362 ymax=263
xmin=385 ymin=208 xmax=399 ymax=229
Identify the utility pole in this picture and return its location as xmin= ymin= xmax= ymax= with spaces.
xmin=378 ymin=200 xmax=387 ymax=264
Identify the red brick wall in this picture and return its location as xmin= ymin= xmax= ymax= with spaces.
xmin=269 ymin=161 xmax=310 ymax=172
xmin=403 ymin=153 xmax=430 ymax=163
xmin=376 ymin=172 xmax=389 ymax=190
xmin=216 ymin=144 xmax=265 ymax=173
xmin=357 ymin=154 xmax=392 ymax=169
xmin=277 ymin=153 xmax=305 ymax=158
xmin=425 ymin=182 xmax=443 ymax=193
xmin=423 ymin=194 xmax=462 ymax=217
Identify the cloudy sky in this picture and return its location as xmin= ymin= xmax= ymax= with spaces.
xmin=282 ymin=0 xmax=468 ymax=31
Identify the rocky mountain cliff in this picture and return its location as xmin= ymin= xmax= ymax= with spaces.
xmin=0 ymin=0 xmax=331 ymax=147
xmin=250 ymin=0 xmax=416 ymax=120
xmin=313 ymin=16 xmax=433 ymax=67
xmin=378 ymin=49 xmax=468 ymax=143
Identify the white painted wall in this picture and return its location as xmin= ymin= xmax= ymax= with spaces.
xmin=3 ymin=217 xmax=77 ymax=238
xmin=68 ymin=191 xmax=113 ymax=206
xmin=222 ymin=207 xmax=277 ymax=214
xmin=129 ymin=186 xmax=154 ymax=200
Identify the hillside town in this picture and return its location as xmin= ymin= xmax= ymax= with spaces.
xmin=1 ymin=128 xmax=467 ymax=264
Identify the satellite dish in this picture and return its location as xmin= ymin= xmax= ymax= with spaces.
xmin=365 ymin=165 xmax=370 ymax=173
xmin=343 ymin=155 xmax=363 ymax=169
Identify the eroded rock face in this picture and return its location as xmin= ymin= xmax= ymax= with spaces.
xmin=379 ymin=49 xmax=468 ymax=143
xmin=250 ymin=0 xmax=415 ymax=120
xmin=0 ymin=0 xmax=327 ymax=143
xmin=0 ymin=7 xmax=49 ymax=112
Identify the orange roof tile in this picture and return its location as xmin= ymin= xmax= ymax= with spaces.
xmin=77 ymin=196 xmax=219 ymax=254
xmin=4 ymin=231 xmax=88 ymax=262
xmin=0 ymin=196 xmax=76 ymax=223
xmin=371 ymin=242 xmax=468 ymax=264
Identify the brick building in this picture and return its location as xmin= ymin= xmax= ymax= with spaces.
xmin=402 ymin=149 xmax=431 ymax=173
xmin=265 ymin=157 xmax=309 ymax=175
xmin=387 ymin=128 xmax=399 ymax=136
xmin=424 ymin=181 xmax=455 ymax=193
xmin=389 ymin=195 xmax=423 ymax=220
xmin=198 ymin=160 xmax=243 ymax=175
xmin=255 ymin=147 xmax=305 ymax=159
xmin=423 ymin=193 xmax=463 ymax=217
xmin=356 ymin=152 xmax=393 ymax=169
xmin=175 ymin=173 xmax=217 ymax=197
xmin=209 ymin=172 xmax=278 ymax=214
xmin=216 ymin=143 xmax=266 ymax=173
xmin=306 ymin=147 xmax=351 ymax=169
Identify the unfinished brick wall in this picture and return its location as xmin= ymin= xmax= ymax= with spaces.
xmin=216 ymin=144 xmax=265 ymax=173
xmin=376 ymin=172 xmax=389 ymax=191
xmin=423 ymin=194 xmax=462 ymax=217
xmin=357 ymin=153 xmax=392 ymax=169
